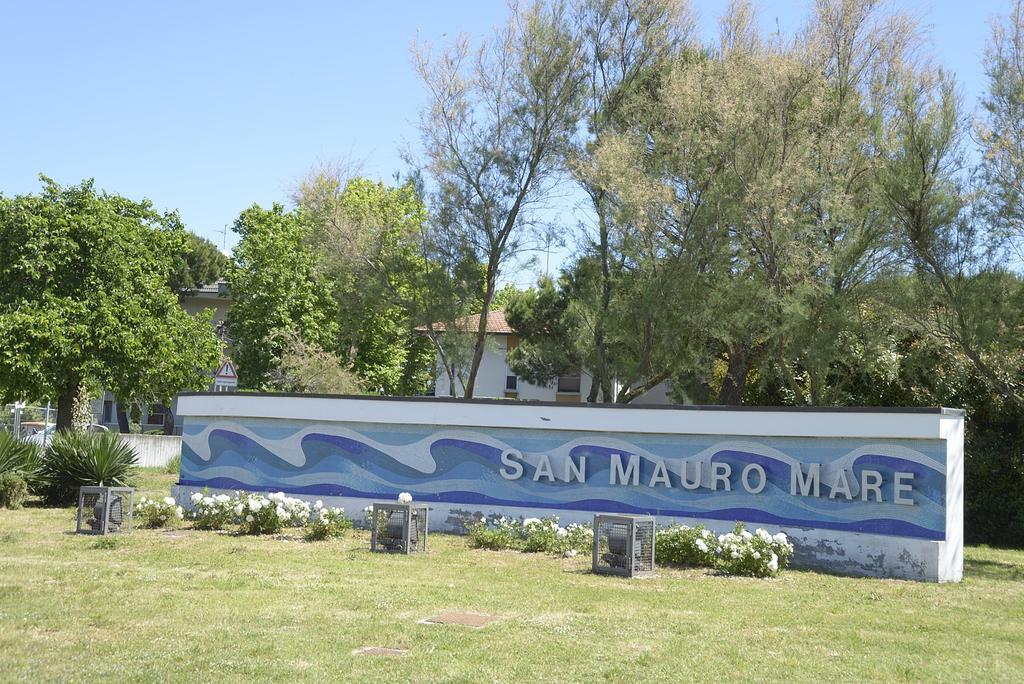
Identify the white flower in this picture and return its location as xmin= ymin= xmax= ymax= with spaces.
xmin=773 ymin=532 xmax=788 ymax=545
xmin=730 ymin=551 xmax=740 ymax=559
xmin=756 ymin=528 xmax=773 ymax=543
xmin=215 ymin=494 xmax=230 ymax=504
xmin=190 ymin=492 xmax=203 ymax=504
xmin=250 ymin=500 xmax=263 ymax=512
xmin=740 ymin=530 xmax=753 ymax=541
xmin=175 ymin=507 xmax=184 ymax=519
xmin=556 ymin=527 xmax=567 ymax=538
xmin=695 ymin=539 xmax=708 ymax=553
xmin=234 ymin=504 xmax=244 ymax=516
xmin=314 ymin=500 xmax=323 ymax=509
xmin=752 ymin=551 xmax=761 ymax=560
xmin=523 ymin=517 xmax=541 ymax=527
xmin=563 ymin=549 xmax=578 ymax=558
xmin=246 ymin=514 xmax=254 ymax=523
xmin=397 ymin=492 xmax=413 ymax=503
xmin=768 ymin=553 xmax=779 ymax=572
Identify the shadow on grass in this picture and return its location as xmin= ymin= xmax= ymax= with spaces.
xmin=964 ymin=557 xmax=1024 ymax=582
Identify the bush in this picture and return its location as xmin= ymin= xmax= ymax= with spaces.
xmin=304 ymin=501 xmax=352 ymax=541
xmin=38 ymin=432 xmax=138 ymax=505
xmin=0 ymin=472 xmax=29 ymax=509
xmin=186 ymin=490 xmax=313 ymax=534
xmin=656 ymin=524 xmax=719 ymax=567
xmin=188 ymin=491 xmax=234 ymax=530
xmin=466 ymin=517 xmax=794 ymax=578
xmin=521 ymin=517 xmax=560 ymax=553
xmin=234 ymin=491 xmax=311 ymax=535
xmin=557 ymin=522 xmax=594 ymax=557
xmin=0 ymin=432 xmax=41 ymax=491
xmin=468 ymin=516 xmax=524 ymax=550
xmin=164 ymin=453 xmax=181 ymax=475
xmin=134 ymin=495 xmax=184 ymax=528
xmin=468 ymin=516 xmax=592 ymax=556
xmin=713 ymin=523 xmax=794 ymax=577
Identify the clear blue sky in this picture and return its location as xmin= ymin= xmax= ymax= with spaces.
xmin=0 ymin=0 xmax=1009 ymax=283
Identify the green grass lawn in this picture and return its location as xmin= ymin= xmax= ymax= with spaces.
xmin=1 ymin=470 xmax=1022 ymax=683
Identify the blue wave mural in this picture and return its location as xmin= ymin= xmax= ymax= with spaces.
xmin=180 ymin=417 xmax=948 ymax=540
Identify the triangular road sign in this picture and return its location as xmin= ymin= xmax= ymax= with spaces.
xmin=215 ymin=360 xmax=237 ymax=380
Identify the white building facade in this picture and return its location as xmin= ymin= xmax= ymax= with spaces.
xmin=429 ymin=311 xmax=671 ymax=405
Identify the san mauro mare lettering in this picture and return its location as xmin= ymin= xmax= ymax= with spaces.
xmin=498 ymin=450 xmax=917 ymax=506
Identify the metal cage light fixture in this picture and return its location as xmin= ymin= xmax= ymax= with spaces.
xmin=76 ymin=486 xmax=135 ymax=535
xmin=592 ymin=514 xmax=655 ymax=577
xmin=369 ymin=502 xmax=428 ymax=554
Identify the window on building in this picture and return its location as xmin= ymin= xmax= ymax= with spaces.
xmin=557 ymin=375 xmax=581 ymax=393
xmin=147 ymin=404 xmax=167 ymax=425
xmin=506 ymin=375 xmax=518 ymax=391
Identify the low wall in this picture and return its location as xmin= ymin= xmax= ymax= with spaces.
xmin=121 ymin=433 xmax=181 ymax=467
xmin=175 ymin=392 xmax=964 ymax=582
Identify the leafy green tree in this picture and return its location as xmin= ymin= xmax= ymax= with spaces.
xmin=506 ymin=275 xmax=578 ymax=387
xmin=876 ymin=66 xmax=1024 ymax=407
xmin=979 ymin=0 xmax=1024 ymax=260
xmin=585 ymin=0 xmax=919 ymax=405
xmin=0 ymin=177 xmax=222 ymax=431
xmin=268 ymin=331 xmax=363 ymax=395
xmin=414 ymin=0 xmax=587 ymax=397
xmin=225 ymin=203 xmax=338 ymax=389
xmin=569 ymin=0 xmax=691 ymax=402
xmin=169 ymin=231 xmax=228 ymax=293
xmin=296 ymin=172 xmax=443 ymax=395
xmin=490 ymin=284 xmax=523 ymax=313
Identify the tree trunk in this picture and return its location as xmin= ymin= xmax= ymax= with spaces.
xmin=115 ymin=400 xmax=130 ymax=433
xmin=593 ymin=194 xmax=614 ymax=403
xmin=718 ymin=346 xmax=750 ymax=406
xmin=162 ymin=407 xmax=175 ymax=435
xmin=55 ymin=377 xmax=80 ymax=432
xmin=464 ymin=267 xmax=499 ymax=399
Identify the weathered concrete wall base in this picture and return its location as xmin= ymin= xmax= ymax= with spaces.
xmin=172 ymin=484 xmax=958 ymax=582
xmin=122 ymin=434 xmax=181 ymax=468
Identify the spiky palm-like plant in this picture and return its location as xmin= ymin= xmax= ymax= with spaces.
xmin=39 ymin=432 xmax=138 ymax=505
xmin=0 ymin=432 xmax=41 ymax=491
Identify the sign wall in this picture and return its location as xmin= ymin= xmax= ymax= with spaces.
xmin=175 ymin=394 xmax=963 ymax=581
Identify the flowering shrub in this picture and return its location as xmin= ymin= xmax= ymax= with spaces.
xmin=235 ymin=491 xmax=311 ymax=535
xmin=397 ymin=491 xmax=413 ymax=503
xmin=186 ymin=490 xmax=350 ymax=536
xmin=468 ymin=516 xmax=592 ymax=556
xmin=468 ymin=516 xmax=524 ymax=550
xmin=189 ymin=492 xmax=234 ymax=530
xmin=654 ymin=522 xmax=793 ymax=577
xmin=715 ymin=523 xmax=794 ymax=577
xmin=655 ymin=524 xmax=720 ymax=567
xmin=304 ymin=501 xmax=352 ymax=541
xmin=558 ymin=522 xmax=594 ymax=557
xmin=521 ymin=517 xmax=560 ymax=552
xmin=135 ymin=495 xmax=184 ymax=528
